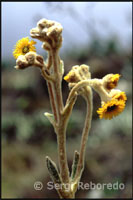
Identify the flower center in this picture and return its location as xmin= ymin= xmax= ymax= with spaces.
xmin=107 ymin=105 xmax=117 ymax=112
xmin=22 ymin=46 xmax=29 ymax=53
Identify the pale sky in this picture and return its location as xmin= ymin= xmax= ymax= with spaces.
xmin=2 ymin=2 xmax=132 ymax=60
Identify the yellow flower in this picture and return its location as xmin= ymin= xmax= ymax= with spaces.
xmin=97 ymin=99 xmax=126 ymax=120
xmin=112 ymin=91 xmax=127 ymax=102
xmin=106 ymin=74 xmax=120 ymax=89
xmin=109 ymin=89 xmax=127 ymax=102
xmin=13 ymin=37 xmax=36 ymax=59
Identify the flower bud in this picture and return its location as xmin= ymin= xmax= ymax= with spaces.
xmin=25 ymin=52 xmax=36 ymax=65
xmin=102 ymin=74 xmax=120 ymax=90
xmin=15 ymin=52 xmax=44 ymax=70
xmin=64 ymin=64 xmax=91 ymax=83
xmin=30 ymin=18 xmax=63 ymax=49
xmin=15 ymin=55 xmax=28 ymax=69
xmin=109 ymin=89 xmax=127 ymax=102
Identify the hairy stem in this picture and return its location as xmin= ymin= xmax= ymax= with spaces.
xmin=67 ymin=80 xmax=93 ymax=103
xmin=74 ymin=88 xmax=93 ymax=181
xmin=47 ymin=51 xmax=52 ymax=70
xmin=50 ymin=49 xmax=70 ymax=184
xmin=41 ymin=67 xmax=55 ymax=82
xmin=57 ymin=120 xmax=70 ymax=184
xmin=52 ymin=49 xmax=64 ymax=118
xmin=47 ymin=82 xmax=58 ymax=123
xmin=56 ymin=95 xmax=77 ymax=185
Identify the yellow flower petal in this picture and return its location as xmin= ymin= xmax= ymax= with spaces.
xmin=64 ymin=71 xmax=76 ymax=82
xmin=13 ymin=37 xmax=36 ymax=59
xmin=97 ymin=99 xmax=126 ymax=120
xmin=107 ymin=74 xmax=121 ymax=89
xmin=113 ymin=91 xmax=127 ymax=102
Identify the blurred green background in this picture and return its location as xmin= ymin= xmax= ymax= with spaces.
xmin=2 ymin=2 xmax=132 ymax=198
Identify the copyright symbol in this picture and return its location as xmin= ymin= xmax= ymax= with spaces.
xmin=34 ymin=181 xmax=43 ymax=190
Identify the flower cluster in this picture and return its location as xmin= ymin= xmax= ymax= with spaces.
xmin=13 ymin=37 xmax=45 ymax=70
xmin=12 ymin=30 xmax=127 ymax=121
xmin=97 ymin=74 xmax=127 ymax=119
xmin=64 ymin=67 xmax=127 ymax=120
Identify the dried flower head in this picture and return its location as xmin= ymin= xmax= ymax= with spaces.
xmin=103 ymin=74 xmax=120 ymax=90
xmin=15 ymin=52 xmax=44 ymax=70
xmin=64 ymin=65 xmax=91 ymax=83
xmin=30 ymin=18 xmax=63 ymax=49
xmin=64 ymin=70 xmax=79 ymax=83
xmin=97 ymin=99 xmax=126 ymax=119
xmin=13 ymin=37 xmax=36 ymax=59
xmin=110 ymin=89 xmax=127 ymax=102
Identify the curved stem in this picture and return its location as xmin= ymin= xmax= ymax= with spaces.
xmin=74 ymin=87 xmax=93 ymax=182
xmin=41 ymin=67 xmax=55 ymax=82
xmin=67 ymin=80 xmax=93 ymax=103
xmin=67 ymin=79 xmax=111 ymax=104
